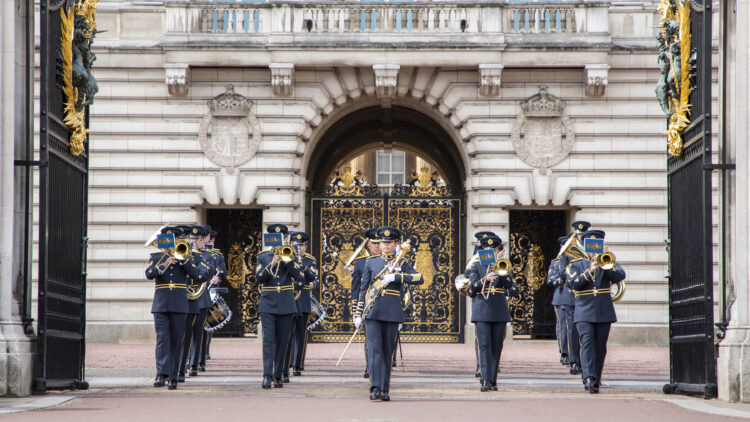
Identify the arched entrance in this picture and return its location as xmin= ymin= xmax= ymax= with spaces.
xmin=305 ymin=104 xmax=468 ymax=343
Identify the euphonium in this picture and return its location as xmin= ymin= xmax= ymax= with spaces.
xmin=597 ymin=251 xmax=616 ymax=271
xmin=187 ymin=281 xmax=207 ymax=300
xmin=611 ymin=280 xmax=626 ymax=302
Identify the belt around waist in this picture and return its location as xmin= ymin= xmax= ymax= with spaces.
xmin=155 ymin=283 xmax=187 ymax=290
xmin=574 ymin=288 xmax=611 ymax=297
xmin=383 ymin=289 xmax=401 ymax=297
xmin=485 ymin=288 xmax=505 ymax=294
xmin=262 ymin=285 xmax=294 ymax=293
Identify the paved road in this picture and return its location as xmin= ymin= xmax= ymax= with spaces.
xmin=2 ymin=341 xmax=748 ymax=421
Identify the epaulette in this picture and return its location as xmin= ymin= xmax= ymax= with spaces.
xmin=259 ymin=249 xmax=273 ymax=255
xmin=568 ymin=257 xmax=584 ymax=262
xmin=304 ymin=253 xmax=315 ymax=260
xmin=366 ymin=255 xmax=379 ymax=260
xmin=150 ymin=251 xmax=163 ymax=255
xmin=355 ymin=255 xmax=368 ymax=261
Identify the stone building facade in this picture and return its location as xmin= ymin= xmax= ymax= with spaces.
xmin=53 ymin=0 xmax=706 ymax=345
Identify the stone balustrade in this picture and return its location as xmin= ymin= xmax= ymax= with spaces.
xmin=165 ymin=1 xmax=609 ymax=36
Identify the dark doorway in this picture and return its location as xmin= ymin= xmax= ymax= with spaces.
xmin=508 ymin=210 xmax=567 ymax=339
xmin=206 ymin=209 xmax=263 ymax=336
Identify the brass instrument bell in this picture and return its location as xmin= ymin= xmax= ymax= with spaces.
xmin=174 ymin=239 xmax=191 ymax=261
xmin=278 ymin=245 xmax=297 ymax=263
xmin=454 ymin=274 xmax=470 ymax=296
xmin=597 ymin=251 xmax=616 ymax=271
xmin=611 ymin=280 xmax=626 ymax=303
xmin=494 ymin=258 xmax=511 ymax=277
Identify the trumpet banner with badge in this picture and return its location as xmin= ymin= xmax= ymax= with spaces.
xmin=309 ymin=170 xmax=465 ymax=343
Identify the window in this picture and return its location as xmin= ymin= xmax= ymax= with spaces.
xmin=376 ymin=150 xmax=405 ymax=185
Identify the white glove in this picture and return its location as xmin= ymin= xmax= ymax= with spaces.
xmin=383 ymin=273 xmax=397 ymax=285
xmin=354 ymin=316 xmax=363 ymax=329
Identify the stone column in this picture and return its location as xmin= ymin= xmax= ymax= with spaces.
xmin=717 ymin=0 xmax=750 ymax=403
xmin=0 ymin=0 xmax=35 ymax=397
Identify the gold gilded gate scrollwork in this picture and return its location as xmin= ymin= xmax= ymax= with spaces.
xmin=310 ymin=173 xmax=464 ymax=343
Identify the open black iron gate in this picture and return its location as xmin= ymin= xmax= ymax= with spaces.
xmin=664 ymin=0 xmax=717 ymax=399
xmin=309 ymin=176 xmax=465 ymax=343
xmin=35 ymin=0 xmax=91 ymax=392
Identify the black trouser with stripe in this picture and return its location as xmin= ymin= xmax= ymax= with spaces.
xmin=283 ymin=313 xmax=308 ymax=375
xmin=188 ymin=308 xmax=208 ymax=368
xmin=555 ymin=305 xmax=568 ymax=358
xmin=576 ymin=322 xmax=611 ymax=382
xmin=475 ymin=321 xmax=506 ymax=385
xmin=561 ymin=304 xmax=580 ymax=365
xmin=179 ymin=312 xmax=198 ymax=375
xmin=153 ymin=312 xmax=187 ymax=380
xmin=365 ymin=319 xmax=399 ymax=393
xmin=260 ymin=312 xmax=293 ymax=380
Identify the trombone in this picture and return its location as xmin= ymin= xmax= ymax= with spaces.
xmin=155 ymin=239 xmax=192 ymax=273
xmin=271 ymin=243 xmax=297 ymax=277
xmin=593 ymin=250 xmax=626 ymax=302
xmin=479 ymin=252 xmax=511 ymax=299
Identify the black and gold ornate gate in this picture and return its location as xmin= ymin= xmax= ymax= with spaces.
xmin=507 ymin=210 xmax=567 ymax=338
xmin=207 ymin=209 xmax=263 ymax=336
xmin=309 ymin=169 xmax=465 ymax=343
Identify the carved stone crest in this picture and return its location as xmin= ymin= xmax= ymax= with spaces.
xmin=511 ymin=86 xmax=575 ymax=173
xmin=198 ymin=85 xmax=261 ymax=172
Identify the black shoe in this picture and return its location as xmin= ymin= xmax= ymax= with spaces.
xmin=262 ymin=375 xmax=272 ymax=389
xmin=480 ymin=380 xmax=491 ymax=392
xmin=491 ymin=382 xmax=498 ymax=391
xmin=206 ymin=354 xmax=211 ymax=360
xmin=570 ymin=363 xmax=582 ymax=375
xmin=561 ymin=356 xmax=569 ymax=366
xmin=370 ymin=387 xmax=381 ymax=400
xmin=198 ymin=364 xmax=206 ymax=372
xmin=274 ymin=378 xmax=283 ymax=388
xmin=189 ymin=366 xmax=198 ymax=376
xmin=153 ymin=375 xmax=166 ymax=387
xmin=364 ymin=371 xmax=370 ymax=379
xmin=167 ymin=380 xmax=177 ymax=390
xmin=392 ymin=360 xmax=397 ymax=368
xmin=282 ymin=374 xmax=290 ymax=383
xmin=475 ymin=369 xmax=481 ymax=378
xmin=293 ymin=369 xmax=302 ymax=376
xmin=176 ymin=374 xmax=185 ymax=383
xmin=584 ymin=377 xmax=597 ymax=393
xmin=380 ymin=391 xmax=390 ymax=401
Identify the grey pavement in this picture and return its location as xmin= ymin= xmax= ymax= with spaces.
xmin=2 ymin=340 xmax=750 ymax=421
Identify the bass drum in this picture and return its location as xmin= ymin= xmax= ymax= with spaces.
xmin=204 ymin=296 xmax=232 ymax=332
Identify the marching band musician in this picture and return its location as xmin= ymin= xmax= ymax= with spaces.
xmin=566 ymin=230 xmax=626 ymax=394
xmin=348 ymin=227 xmax=380 ymax=379
xmin=178 ymin=226 xmax=215 ymax=380
xmin=283 ymin=231 xmax=319 ymax=379
xmin=546 ymin=236 xmax=570 ymax=367
xmin=146 ymin=226 xmax=208 ymax=390
xmin=559 ymin=220 xmax=591 ymax=377
xmin=468 ymin=231 xmax=496 ymax=379
xmin=188 ymin=226 xmax=222 ymax=374
xmin=467 ymin=234 xmax=519 ymax=392
xmin=199 ymin=230 xmax=226 ymax=367
xmin=256 ymin=224 xmax=307 ymax=389
xmin=356 ymin=227 xmax=423 ymax=401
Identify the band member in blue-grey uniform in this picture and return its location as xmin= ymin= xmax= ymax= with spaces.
xmin=467 ymin=234 xmax=519 ymax=392
xmin=146 ymin=226 xmax=208 ymax=390
xmin=547 ymin=236 xmax=570 ymax=366
xmin=199 ymin=230 xmax=226 ymax=369
xmin=256 ymin=224 xmax=307 ymax=389
xmin=282 ymin=231 xmax=319 ymax=378
xmin=355 ymin=226 xmax=423 ymax=401
xmin=178 ymin=225 xmax=214 ymax=380
xmin=468 ymin=231 xmax=495 ymax=379
xmin=188 ymin=226 xmax=221 ymax=374
xmin=347 ymin=227 xmax=381 ymax=379
xmin=566 ymin=229 xmax=626 ymax=394
xmin=560 ymin=220 xmax=590 ymax=376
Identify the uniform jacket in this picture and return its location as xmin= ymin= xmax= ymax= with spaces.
xmin=295 ymin=253 xmax=320 ymax=314
xmin=566 ymin=258 xmax=626 ymax=323
xmin=350 ymin=256 xmax=367 ymax=316
xmin=557 ymin=254 xmax=576 ymax=307
xmin=189 ymin=249 xmax=213 ymax=310
xmin=206 ymin=248 xmax=227 ymax=294
xmin=468 ymin=261 xmax=519 ymax=323
xmin=359 ymin=254 xmax=423 ymax=323
xmin=256 ymin=250 xmax=306 ymax=315
xmin=146 ymin=251 xmax=208 ymax=314
xmin=546 ymin=258 xmax=564 ymax=306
